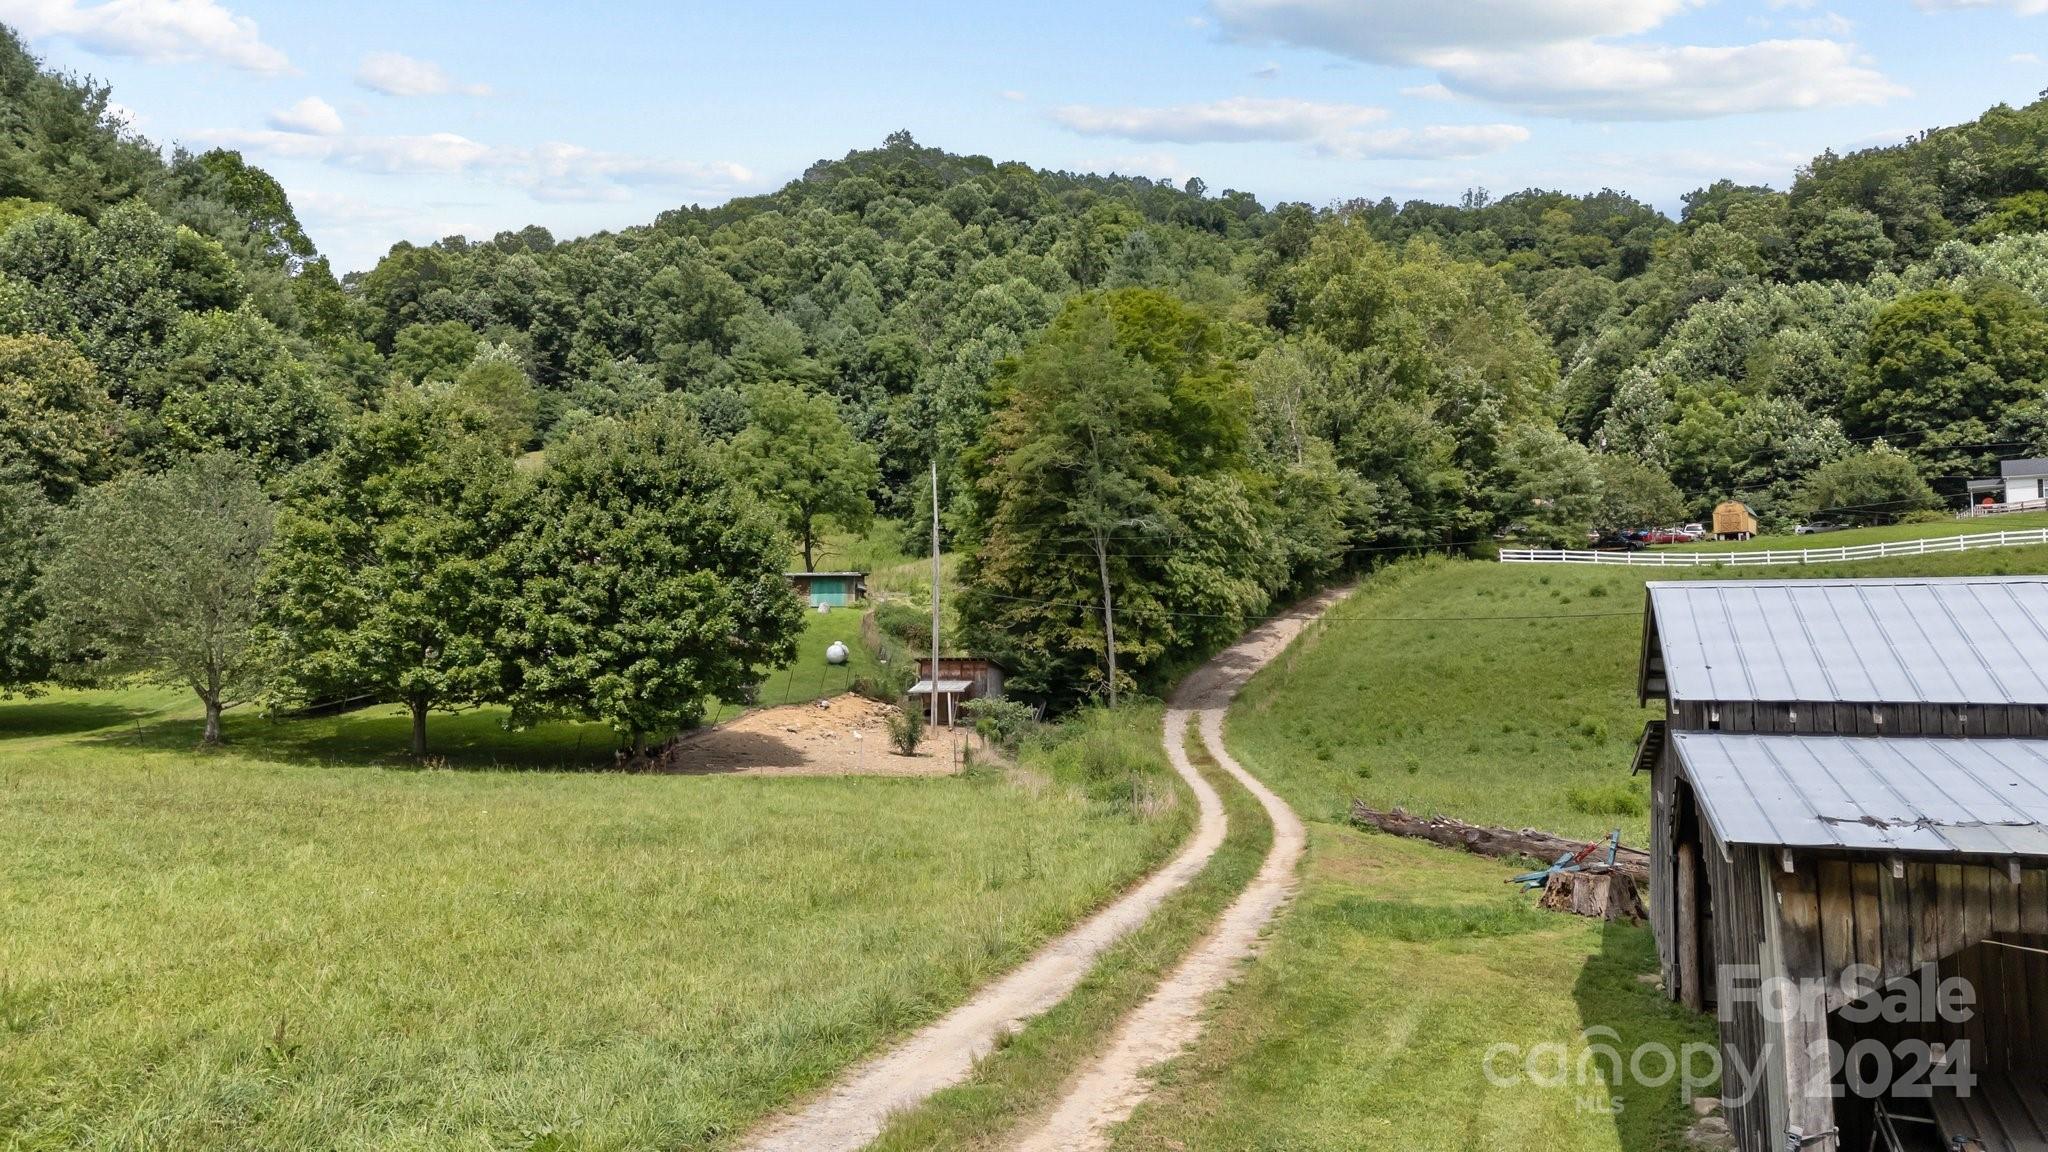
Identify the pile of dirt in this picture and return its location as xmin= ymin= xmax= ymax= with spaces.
xmin=659 ymin=694 xmax=967 ymax=777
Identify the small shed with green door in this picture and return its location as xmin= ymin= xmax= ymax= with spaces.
xmin=786 ymin=571 xmax=867 ymax=609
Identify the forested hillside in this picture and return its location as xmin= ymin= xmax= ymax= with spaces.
xmin=4 ymin=19 xmax=2048 ymax=714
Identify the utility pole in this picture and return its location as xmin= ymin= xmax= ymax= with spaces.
xmin=1094 ymin=527 xmax=1117 ymax=710
xmin=930 ymin=458 xmax=944 ymax=728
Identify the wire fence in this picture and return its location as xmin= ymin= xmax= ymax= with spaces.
xmin=1498 ymin=527 xmax=2048 ymax=567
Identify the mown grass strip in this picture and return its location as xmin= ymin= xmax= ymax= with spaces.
xmin=864 ymin=729 xmax=1271 ymax=1152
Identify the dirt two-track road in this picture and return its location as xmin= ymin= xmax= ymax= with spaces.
xmin=738 ymin=585 xmax=1351 ymax=1152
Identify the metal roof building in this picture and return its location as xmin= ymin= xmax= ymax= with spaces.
xmin=1642 ymin=576 xmax=2048 ymax=706
xmin=1633 ymin=577 xmax=2048 ymax=1152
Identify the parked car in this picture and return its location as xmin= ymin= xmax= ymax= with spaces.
xmin=1681 ymin=522 xmax=1706 ymax=537
xmin=1592 ymin=533 xmax=1645 ymax=552
xmin=1794 ymin=522 xmax=1841 ymax=535
xmin=1641 ymin=527 xmax=1700 ymax=544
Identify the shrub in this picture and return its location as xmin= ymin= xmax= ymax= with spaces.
xmin=851 ymin=659 xmax=912 ymax=704
xmin=963 ymin=697 xmax=1035 ymax=753
xmin=1565 ymin=780 xmax=1646 ymax=818
xmin=1799 ymin=443 xmax=1938 ymax=524
xmin=871 ymin=601 xmax=929 ymax=647
xmin=886 ymin=703 xmax=924 ymax=756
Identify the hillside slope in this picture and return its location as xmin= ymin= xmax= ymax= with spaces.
xmin=1229 ymin=544 xmax=2048 ymax=842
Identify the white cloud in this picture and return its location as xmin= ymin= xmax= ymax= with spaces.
xmin=1338 ymin=123 xmax=1531 ymax=159
xmin=1400 ymin=82 xmax=1457 ymax=101
xmin=1049 ymin=96 xmax=1525 ymax=159
xmin=1786 ymin=10 xmax=1854 ymax=34
xmin=266 ymin=96 xmax=343 ymax=136
xmin=355 ymin=51 xmax=491 ymax=97
xmin=1915 ymin=0 xmax=2048 ymax=13
xmin=1432 ymin=39 xmax=1905 ymax=119
xmin=205 ymin=126 xmax=755 ymax=204
xmin=1210 ymin=0 xmax=1684 ymax=63
xmin=1206 ymin=0 xmax=1905 ymax=120
xmin=1051 ymin=96 xmax=1389 ymax=145
xmin=999 ymin=89 xmax=1029 ymax=102
xmin=2014 ymin=51 xmax=2044 ymax=63
xmin=2 ymin=0 xmax=290 ymax=72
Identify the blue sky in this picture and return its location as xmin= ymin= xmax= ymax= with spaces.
xmin=4 ymin=0 xmax=2043 ymax=271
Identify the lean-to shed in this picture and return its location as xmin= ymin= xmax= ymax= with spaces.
xmin=1636 ymin=577 xmax=2048 ymax=1152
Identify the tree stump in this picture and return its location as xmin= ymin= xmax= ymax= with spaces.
xmin=1538 ymin=869 xmax=1648 ymax=923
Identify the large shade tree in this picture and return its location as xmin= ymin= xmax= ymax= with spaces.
xmin=262 ymin=394 xmax=523 ymax=757
xmin=499 ymin=407 xmax=805 ymax=753
xmin=35 ymin=453 xmax=274 ymax=744
xmin=959 ymin=289 xmax=1273 ymax=710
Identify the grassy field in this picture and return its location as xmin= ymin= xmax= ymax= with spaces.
xmin=1115 ymin=824 xmax=1716 ymax=1152
xmin=0 ymin=689 xmax=1187 ymax=1150
xmin=1232 ymin=543 xmax=2048 ymax=844
xmin=1119 ymin=543 xmax=2048 ymax=1152
xmin=1653 ymin=508 xmax=2048 ymax=552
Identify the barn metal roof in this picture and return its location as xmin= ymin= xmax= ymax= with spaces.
xmin=907 ymin=679 xmax=973 ymax=695
xmin=1673 ymin=731 xmax=2048 ymax=857
xmin=2002 ymin=458 xmax=2048 ymax=479
xmin=1647 ymin=577 xmax=2048 ymax=705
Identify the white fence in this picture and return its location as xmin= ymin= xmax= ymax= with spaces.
xmin=1499 ymin=527 xmax=2048 ymax=567
xmin=1961 ymin=498 xmax=2048 ymax=519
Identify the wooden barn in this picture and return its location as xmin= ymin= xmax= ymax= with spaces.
xmin=907 ymin=656 xmax=1007 ymax=725
xmin=1635 ymin=577 xmax=2048 ymax=1152
xmin=786 ymin=571 xmax=867 ymax=609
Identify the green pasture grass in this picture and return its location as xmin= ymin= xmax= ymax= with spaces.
xmin=0 ymin=690 xmax=1188 ymax=1150
xmin=1231 ymin=544 xmax=2048 ymax=844
xmin=868 ymin=730 xmax=1271 ymax=1151
xmin=733 ymin=606 xmax=884 ymax=716
xmin=1095 ymin=543 xmax=2048 ymax=1151
xmin=1110 ymin=825 xmax=1716 ymax=1152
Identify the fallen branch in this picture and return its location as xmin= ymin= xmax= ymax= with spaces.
xmin=1349 ymin=802 xmax=1650 ymax=882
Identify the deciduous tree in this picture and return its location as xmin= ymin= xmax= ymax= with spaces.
xmin=35 ymin=453 xmax=274 ymax=744
xmin=499 ymin=408 xmax=804 ymax=753
xmin=727 ymin=380 xmax=878 ymax=571
xmin=263 ymin=396 xmax=522 ymax=757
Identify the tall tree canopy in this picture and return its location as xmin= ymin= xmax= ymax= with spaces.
xmin=499 ymin=408 xmax=805 ymax=751
xmin=263 ymin=395 xmax=523 ymax=756
xmin=727 ymin=380 xmax=879 ymax=571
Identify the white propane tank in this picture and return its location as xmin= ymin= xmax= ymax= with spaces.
xmin=825 ymin=641 xmax=849 ymax=666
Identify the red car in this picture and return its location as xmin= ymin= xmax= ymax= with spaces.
xmin=1640 ymin=527 xmax=1700 ymax=544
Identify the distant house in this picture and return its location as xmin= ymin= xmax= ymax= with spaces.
xmin=1633 ymin=577 xmax=2048 ymax=1152
xmin=786 ymin=571 xmax=866 ymax=609
xmin=907 ymin=655 xmax=1007 ymax=725
xmin=2001 ymin=457 xmax=2048 ymax=503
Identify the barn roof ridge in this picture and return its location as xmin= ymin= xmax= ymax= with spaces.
xmin=1643 ymin=577 xmax=2048 ymax=705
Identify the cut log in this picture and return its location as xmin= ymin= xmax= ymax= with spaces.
xmin=1540 ymin=870 xmax=1649 ymax=923
xmin=1348 ymin=802 xmax=1649 ymax=882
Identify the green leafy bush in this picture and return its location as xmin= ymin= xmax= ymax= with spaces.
xmin=886 ymin=703 xmax=924 ymax=756
xmin=963 ymin=697 xmax=1035 ymax=753
xmin=1564 ymin=781 xmax=1646 ymax=818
